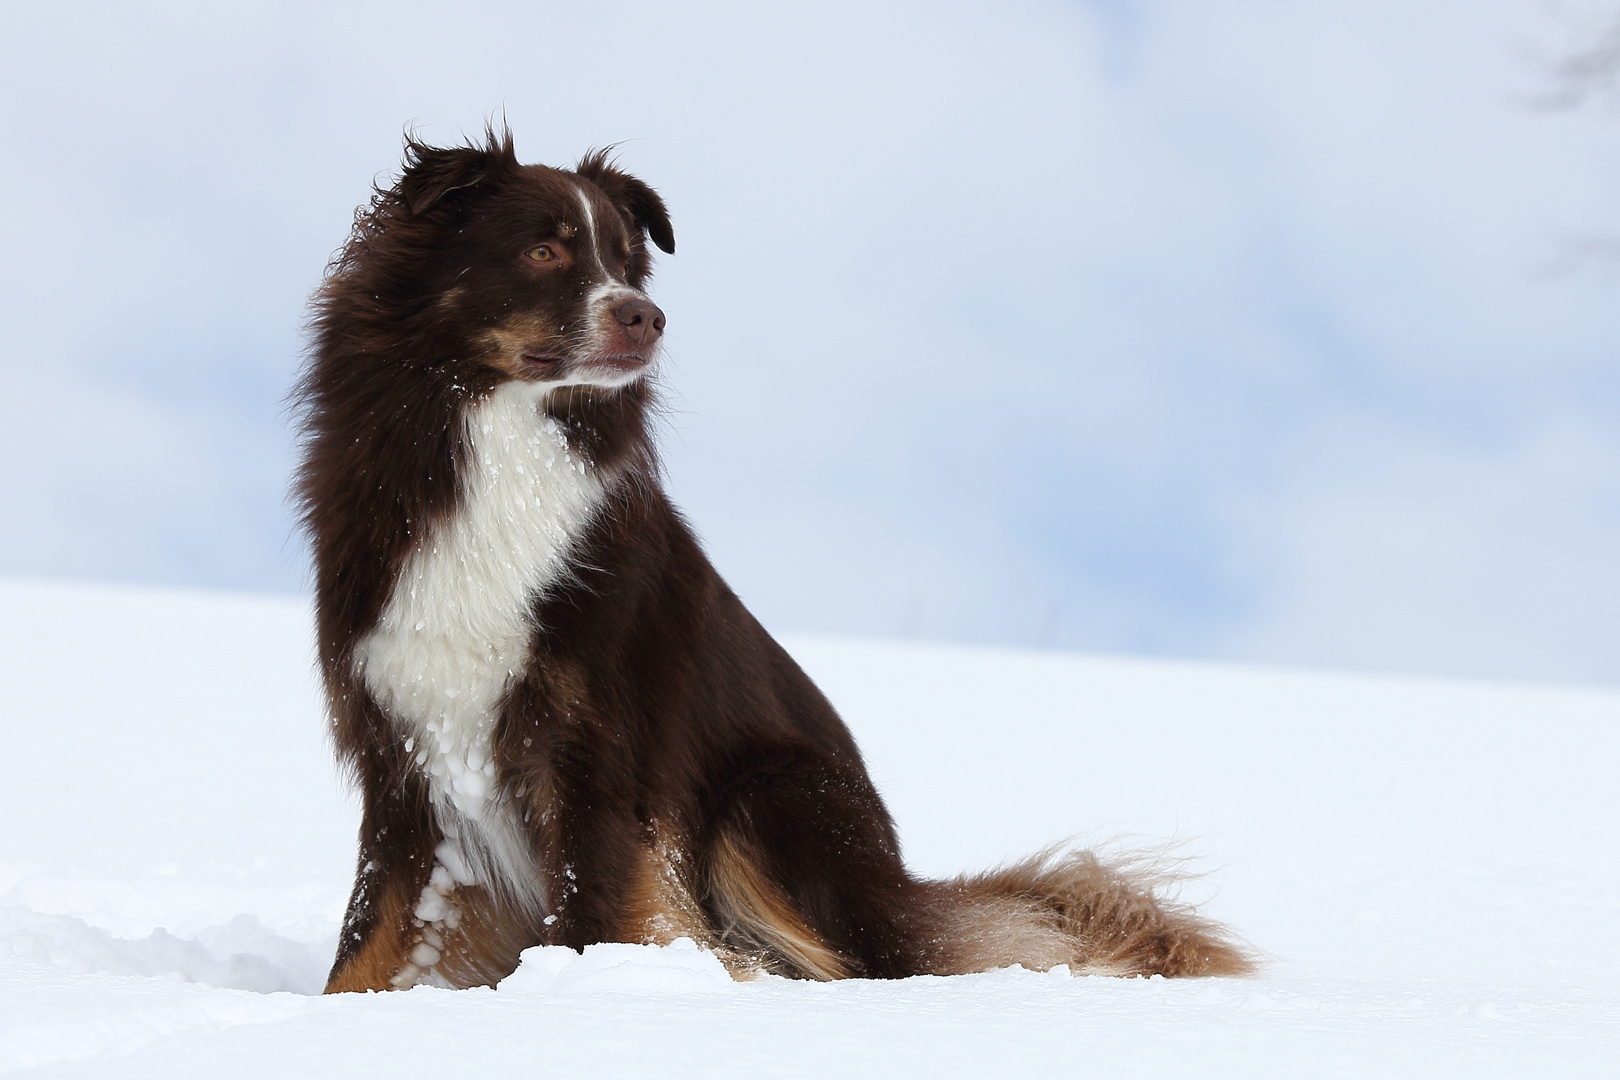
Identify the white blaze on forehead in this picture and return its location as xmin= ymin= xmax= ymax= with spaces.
xmin=573 ymin=181 xmax=601 ymax=269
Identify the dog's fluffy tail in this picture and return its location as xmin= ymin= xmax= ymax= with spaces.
xmin=913 ymin=846 xmax=1255 ymax=978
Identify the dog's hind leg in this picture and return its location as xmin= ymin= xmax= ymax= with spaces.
xmin=698 ymin=742 xmax=926 ymax=980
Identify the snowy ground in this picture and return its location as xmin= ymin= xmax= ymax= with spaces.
xmin=1 ymin=577 xmax=1615 ymax=1076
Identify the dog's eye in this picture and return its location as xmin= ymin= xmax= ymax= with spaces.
xmin=525 ymin=245 xmax=558 ymax=263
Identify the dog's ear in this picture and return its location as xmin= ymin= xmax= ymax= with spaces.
xmin=617 ymin=174 xmax=676 ymax=255
xmin=398 ymin=129 xmax=518 ymax=217
xmin=576 ymin=151 xmax=676 ymax=255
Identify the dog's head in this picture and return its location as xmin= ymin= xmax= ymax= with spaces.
xmin=382 ymin=130 xmax=676 ymax=392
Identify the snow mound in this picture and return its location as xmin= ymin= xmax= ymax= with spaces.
xmin=0 ymin=908 xmax=332 ymax=994
xmin=499 ymin=938 xmax=734 ymax=995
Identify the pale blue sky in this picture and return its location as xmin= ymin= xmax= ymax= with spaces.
xmin=2 ymin=0 xmax=1617 ymax=683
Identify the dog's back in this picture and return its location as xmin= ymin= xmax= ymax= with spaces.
xmin=298 ymin=130 xmax=1252 ymax=991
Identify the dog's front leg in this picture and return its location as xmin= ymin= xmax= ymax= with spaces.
xmin=536 ymin=766 xmax=649 ymax=952
xmin=504 ymin=663 xmax=657 ymax=952
xmin=324 ymin=784 xmax=439 ymax=993
xmin=325 ymin=791 xmax=544 ymax=989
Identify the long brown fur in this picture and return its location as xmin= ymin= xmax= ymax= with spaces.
xmin=924 ymin=848 xmax=1253 ymax=977
xmin=298 ymin=128 xmax=1253 ymax=993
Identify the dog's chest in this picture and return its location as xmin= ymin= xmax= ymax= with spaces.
xmin=353 ymin=382 xmax=603 ymax=825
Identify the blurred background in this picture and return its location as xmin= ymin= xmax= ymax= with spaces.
xmin=1 ymin=0 xmax=1617 ymax=684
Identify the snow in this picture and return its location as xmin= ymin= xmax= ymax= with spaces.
xmin=1 ymin=576 xmax=1615 ymax=1076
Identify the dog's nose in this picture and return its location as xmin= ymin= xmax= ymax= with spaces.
xmin=615 ymin=298 xmax=666 ymax=346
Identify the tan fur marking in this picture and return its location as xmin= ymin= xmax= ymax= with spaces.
xmin=620 ymin=830 xmax=716 ymax=948
xmin=427 ymin=884 xmax=544 ymax=988
xmin=709 ymin=832 xmax=850 ymax=981
xmin=324 ymin=879 xmax=415 ymax=993
xmin=612 ymin=828 xmax=772 ymax=980
xmin=478 ymin=316 xmax=560 ymax=380
xmin=325 ymin=861 xmax=544 ymax=993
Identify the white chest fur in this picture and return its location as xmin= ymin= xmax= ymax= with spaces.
xmin=353 ymin=380 xmax=605 ymax=899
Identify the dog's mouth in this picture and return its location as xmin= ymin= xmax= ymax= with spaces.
xmin=583 ymin=352 xmax=653 ymax=372
xmin=520 ymin=352 xmax=652 ymax=378
xmin=520 ymin=352 xmax=565 ymax=374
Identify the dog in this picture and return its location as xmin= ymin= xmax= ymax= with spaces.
xmin=296 ymin=129 xmax=1252 ymax=991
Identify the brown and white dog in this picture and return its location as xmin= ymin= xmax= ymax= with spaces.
xmin=296 ymin=129 xmax=1251 ymax=992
